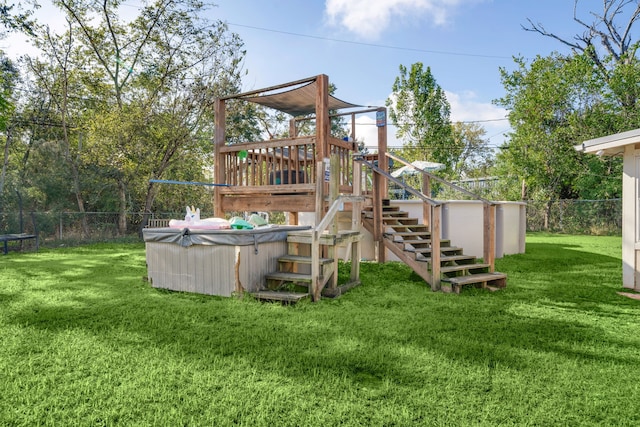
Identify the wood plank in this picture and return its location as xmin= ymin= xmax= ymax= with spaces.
xmin=444 ymin=272 xmax=507 ymax=286
xmin=286 ymin=230 xmax=361 ymax=246
xmin=219 ymin=136 xmax=315 ymax=152
xmin=440 ymin=255 xmax=477 ymax=263
xmin=321 ymin=280 xmax=361 ymax=298
xmin=221 ymin=194 xmax=316 ymax=212
xmin=441 ymin=263 xmax=490 ymax=274
xmin=251 ymin=291 xmax=310 ymax=302
xmin=219 ymin=184 xmax=316 ymax=195
xmin=278 ymin=255 xmax=333 ymax=265
xmin=383 ymin=224 xmax=429 ymax=231
xmin=412 ymin=246 xmax=461 ymax=255
xmin=265 ymin=271 xmax=313 ymax=283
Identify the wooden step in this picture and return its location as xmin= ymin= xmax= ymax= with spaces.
xmin=265 ymin=271 xmax=312 ymax=284
xmin=416 ymin=254 xmax=477 ymax=264
xmin=382 ymin=211 xmax=408 ymax=217
xmin=403 ymin=239 xmax=452 ymax=250
xmin=413 ymin=246 xmax=463 ymax=256
xmin=364 ymin=202 xmax=507 ymax=293
xmin=442 ymin=272 xmax=507 ymax=293
xmin=383 ymin=217 xmax=419 ymax=225
xmin=387 ymin=231 xmax=431 ymax=242
xmin=286 ymin=230 xmax=360 ymax=246
xmin=401 ymin=239 xmax=432 ymax=248
xmin=440 ymin=263 xmax=490 ymax=274
xmin=440 ymin=255 xmax=477 ymax=264
xmin=362 ymin=205 xmax=401 ymax=217
xmin=251 ymin=290 xmax=310 ymax=303
xmin=278 ymin=255 xmax=333 ymax=265
xmin=384 ymin=224 xmax=429 ymax=232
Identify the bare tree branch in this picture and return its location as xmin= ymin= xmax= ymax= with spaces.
xmin=523 ymin=0 xmax=640 ymax=63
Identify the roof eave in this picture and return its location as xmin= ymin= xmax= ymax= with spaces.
xmin=575 ymin=128 xmax=640 ymax=156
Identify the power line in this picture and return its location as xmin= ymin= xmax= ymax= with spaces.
xmin=227 ymin=22 xmax=515 ymax=60
xmin=346 ymin=118 xmax=509 ymax=126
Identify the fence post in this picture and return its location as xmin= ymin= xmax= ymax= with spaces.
xmin=422 ymin=174 xmax=431 ymax=231
xmin=483 ymin=203 xmax=496 ymax=272
xmin=431 ymin=204 xmax=441 ymax=291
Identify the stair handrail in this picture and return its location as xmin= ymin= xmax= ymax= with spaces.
xmin=311 ymin=195 xmax=366 ymax=301
xmin=384 ymin=152 xmax=497 ymax=274
xmin=354 ymin=156 xmax=441 ymax=207
xmin=354 ymin=156 xmax=443 ymax=290
xmin=385 ymin=152 xmax=494 ymax=205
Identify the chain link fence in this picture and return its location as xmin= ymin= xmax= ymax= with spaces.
xmin=525 ymin=199 xmax=621 ymax=234
xmin=0 ymin=199 xmax=623 ymax=249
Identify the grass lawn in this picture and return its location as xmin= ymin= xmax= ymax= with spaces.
xmin=1 ymin=233 xmax=639 ymax=426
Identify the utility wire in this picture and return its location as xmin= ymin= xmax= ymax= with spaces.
xmin=227 ymin=22 xmax=515 ymax=60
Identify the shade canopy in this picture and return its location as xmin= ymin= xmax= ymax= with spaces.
xmin=391 ymin=160 xmax=445 ymax=178
xmin=240 ymin=81 xmax=361 ymax=117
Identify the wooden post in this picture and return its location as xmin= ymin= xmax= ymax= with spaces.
xmin=315 ymin=161 xmax=324 ymax=225
xmin=330 ymin=153 xmax=339 ymax=235
xmin=352 ymin=160 xmax=362 ymax=231
xmin=316 ymin=74 xmax=329 ymax=162
xmin=422 ymin=174 xmax=431 ymax=231
xmin=214 ymin=98 xmax=225 ymax=217
xmin=329 ymin=153 xmax=340 ymax=289
xmin=316 ymin=75 xmax=330 ymax=217
xmin=351 ymin=112 xmax=356 ymax=142
xmin=431 ymin=204 xmax=442 ymax=291
xmin=372 ymin=171 xmax=385 ymax=263
xmin=376 ymin=107 xmax=388 ymax=198
xmin=289 ymin=118 xmax=297 ymax=137
xmin=311 ymin=229 xmax=320 ymax=301
xmin=289 ymin=117 xmax=299 ymax=225
xmin=483 ymin=203 xmax=496 ymax=272
xmin=289 ymin=212 xmax=299 ymax=226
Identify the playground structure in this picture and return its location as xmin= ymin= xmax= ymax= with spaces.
xmin=206 ymin=74 xmax=508 ymax=301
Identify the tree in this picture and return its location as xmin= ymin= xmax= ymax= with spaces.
xmin=495 ymin=52 xmax=624 ymax=227
xmin=0 ymin=1 xmax=37 ymax=36
xmin=24 ymin=20 xmax=94 ymax=236
xmin=386 ymin=63 xmax=455 ymax=169
xmin=450 ymin=121 xmax=494 ymax=179
xmin=0 ymin=53 xmax=18 ymax=199
xmin=524 ymin=0 xmax=639 ymax=84
xmin=29 ymin=0 xmax=247 ymax=233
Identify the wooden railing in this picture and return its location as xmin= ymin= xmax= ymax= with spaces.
xmin=218 ymin=136 xmax=316 ymax=189
xmin=355 ymin=156 xmax=444 ymax=290
xmin=217 ymin=135 xmax=357 ymax=195
xmin=355 ymin=152 xmax=498 ymax=288
xmin=385 ymin=152 xmax=496 ymax=273
xmin=310 ymin=194 xmax=365 ymax=300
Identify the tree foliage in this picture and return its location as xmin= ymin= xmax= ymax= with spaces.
xmin=386 ymin=63 xmax=455 ymax=169
xmin=0 ymin=0 xmax=37 ymax=36
xmin=495 ymin=0 xmax=640 ymax=214
xmin=5 ymin=0 xmax=248 ymax=233
xmin=450 ymin=121 xmax=494 ymax=179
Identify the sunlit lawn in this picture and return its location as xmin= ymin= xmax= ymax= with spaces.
xmin=1 ymin=234 xmax=639 ymax=426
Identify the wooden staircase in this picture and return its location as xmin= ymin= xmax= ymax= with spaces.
xmin=252 ymin=229 xmax=362 ymax=303
xmin=362 ymin=203 xmax=507 ymax=293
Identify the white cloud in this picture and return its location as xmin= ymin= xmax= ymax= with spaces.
xmin=445 ymin=90 xmax=506 ymax=122
xmin=324 ymin=0 xmax=468 ymax=39
xmin=445 ymin=90 xmax=510 ymax=145
xmin=352 ymin=113 xmax=403 ymax=151
xmin=354 ymin=91 xmax=510 ymax=149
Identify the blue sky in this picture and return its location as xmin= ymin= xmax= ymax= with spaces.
xmin=3 ymin=0 xmax=588 ymax=149
xmin=211 ymin=0 xmax=583 ymax=148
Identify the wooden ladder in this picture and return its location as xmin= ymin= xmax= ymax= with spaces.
xmin=252 ymin=229 xmax=362 ymax=303
xmin=362 ymin=203 xmax=507 ymax=293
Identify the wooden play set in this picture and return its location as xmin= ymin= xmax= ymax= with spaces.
xmin=207 ymin=74 xmax=507 ymax=302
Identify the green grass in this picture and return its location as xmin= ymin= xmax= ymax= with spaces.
xmin=1 ymin=234 xmax=639 ymax=426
